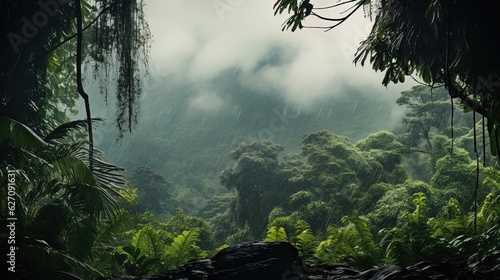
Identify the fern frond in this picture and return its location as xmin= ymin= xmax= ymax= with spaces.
xmin=292 ymin=220 xmax=316 ymax=258
xmin=132 ymin=225 xmax=165 ymax=259
xmin=264 ymin=226 xmax=288 ymax=242
xmin=164 ymin=228 xmax=201 ymax=269
xmin=342 ymin=216 xmax=378 ymax=256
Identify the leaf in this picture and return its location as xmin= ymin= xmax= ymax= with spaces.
xmin=342 ymin=216 xmax=378 ymax=256
xmin=132 ymin=225 xmax=165 ymax=260
xmin=292 ymin=220 xmax=316 ymax=258
xmin=0 ymin=116 xmax=48 ymax=147
xmin=264 ymin=226 xmax=288 ymax=242
xmin=164 ymin=228 xmax=201 ymax=269
xmin=94 ymin=209 xmax=131 ymax=247
xmin=68 ymin=224 xmax=95 ymax=260
xmin=44 ymin=118 xmax=102 ymax=142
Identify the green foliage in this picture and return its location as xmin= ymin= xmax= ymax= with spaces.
xmin=355 ymin=182 xmax=393 ymax=215
xmin=164 ymin=229 xmax=203 ymax=269
xmin=431 ymin=148 xmax=488 ymax=209
xmin=89 ymin=0 xmax=151 ymax=135
xmin=272 ymin=0 xmax=307 ymax=31
xmin=117 ymin=245 xmax=161 ymax=276
xmin=315 ymin=216 xmax=379 ymax=268
xmin=268 ymin=215 xmax=298 ymax=240
xmin=289 ymin=190 xmax=313 ymax=211
xmin=220 ymin=140 xmax=291 ymax=237
xmin=263 ymin=220 xmax=318 ymax=262
xmin=429 ymin=198 xmax=475 ymax=239
xmin=285 ymin=130 xmax=409 ymax=228
xmin=291 ymin=220 xmax=317 ymax=261
xmin=225 ymin=224 xmax=253 ymax=245
xmin=356 ymin=130 xmax=407 ymax=154
xmin=132 ymin=225 xmax=167 ymax=262
xmin=479 ymin=167 xmax=500 ymax=227
xmin=128 ymin=167 xmax=176 ymax=216
xmin=116 ymin=225 xmax=203 ymax=276
xmin=162 ymin=208 xmax=214 ymax=250
xmin=275 ymin=0 xmax=500 ymax=156
xmin=264 ymin=226 xmax=288 ymax=242
xmin=90 ymin=210 xmax=134 ymax=274
xmin=0 ymin=117 xmax=126 ymax=278
xmin=380 ymin=192 xmax=436 ymax=266
xmin=303 ymin=200 xmax=337 ymax=234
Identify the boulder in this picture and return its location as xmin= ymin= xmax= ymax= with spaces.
xmin=110 ymin=241 xmax=500 ymax=280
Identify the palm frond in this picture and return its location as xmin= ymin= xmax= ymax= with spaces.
xmin=18 ymin=237 xmax=105 ymax=279
xmin=0 ymin=116 xmax=48 ymax=147
xmin=45 ymin=118 xmax=103 ymax=142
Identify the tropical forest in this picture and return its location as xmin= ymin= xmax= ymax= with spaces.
xmin=1 ymin=0 xmax=499 ymax=279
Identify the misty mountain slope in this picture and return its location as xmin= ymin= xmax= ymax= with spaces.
xmin=86 ymin=74 xmax=406 ymax=175
xmin=77 ymin=68 xmax=410 ymax=214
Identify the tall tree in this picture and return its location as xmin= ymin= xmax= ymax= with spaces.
xmin=219 ymin=141 xmax=290 ymax=237
xmin=0 ymin=0 xmax=150 ymax=136
xmin=273 ymin=0 xmax=500 ymax=156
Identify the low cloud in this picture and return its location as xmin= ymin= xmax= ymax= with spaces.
xmin=188 ymin=90 xmax=225 ymax=112
xmin=146 ymin=0 xmax=415 ymax=114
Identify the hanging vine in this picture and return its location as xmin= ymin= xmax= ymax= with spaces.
xmin=89 ymin=0 xmax=151 ymax=137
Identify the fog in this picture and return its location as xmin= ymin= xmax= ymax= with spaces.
xmin=79 ymin=0 xmax=417 ymax=186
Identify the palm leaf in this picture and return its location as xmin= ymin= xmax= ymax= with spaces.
xmin=0 ymin=116 xmax=48 ymax=147
xmin=94 ymin=209 xmax=131 ymax=247
xmin=18 ymin=237 xmax=105 ymax=278
xmin=45 ymin=118 xmax=103 ymax=142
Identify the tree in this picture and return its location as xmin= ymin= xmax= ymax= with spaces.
xmin=128 ymin=167 xmax=177 ymax=216
xmin=0 ymin=0 xmax=150 ymax=136
xmin=431 ymin=147 xmax=489 ymax=211
xmin=293 ymin=130 xmax=407 ymax=218
xmin=273 ymin=0 xmax=500 ymax=157
xmin=219 ymin=141 xmax=290 ymax=237
xmin=395 ymin=85 xmax=470 ymax=179
xmin=397 ymin=86 xmax=465 ymax=153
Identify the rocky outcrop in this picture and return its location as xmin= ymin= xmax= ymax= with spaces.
xmin=111 ymin=241 xmax=500 ymax=280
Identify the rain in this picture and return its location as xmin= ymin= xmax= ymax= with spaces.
xmin=4 ymin=0 xmax=498 ymax=278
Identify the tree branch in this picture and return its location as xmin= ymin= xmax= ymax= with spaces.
xmin=312 ymin=1 xmax=364 ymax=32
xmin=445 ymin=80 xmax=486 ymax=117
xmin=21 ymin=3 xmax=114 ymax=73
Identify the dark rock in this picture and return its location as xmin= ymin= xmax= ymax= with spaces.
xmin=209 ymin=241 xmax=301 ymax=280
xmin=110 ymin=241 xmax=500 ymax=280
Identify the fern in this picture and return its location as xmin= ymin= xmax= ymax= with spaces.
xmin=315 ymin=226 xmax=350 ymax=264
xmin=380 ymin=227 xmax=411 ymax=265
xmin=478 ymin=190 xmax=500 ymax=226
xmin=132 ymin=225 xmax=165 ymax=260
xmin=119 ymin=245 xmax=161 ymax=276
xmin=164 ymin=228 xmax=201 ymax=269
xmin=264 ymin=226 xmax=288 ymax=242
xmin=315 ymin=217 xmax=379 ymax=268
xmin=291 ymin=220 xmax=316 ymax=259
xmin=342 ymin=216 xmax=378 ymax=258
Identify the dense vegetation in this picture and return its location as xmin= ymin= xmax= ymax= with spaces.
xmin=1 ymin=0 xmax=499 ymax=279
xmin=2 ymin=84 xmax=500 ymax=278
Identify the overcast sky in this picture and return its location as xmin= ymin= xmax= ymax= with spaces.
xmin=81 ymin=0 xmax=422 ymax=174
xmin=144 ymin=0 xmax=415 ymax=112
